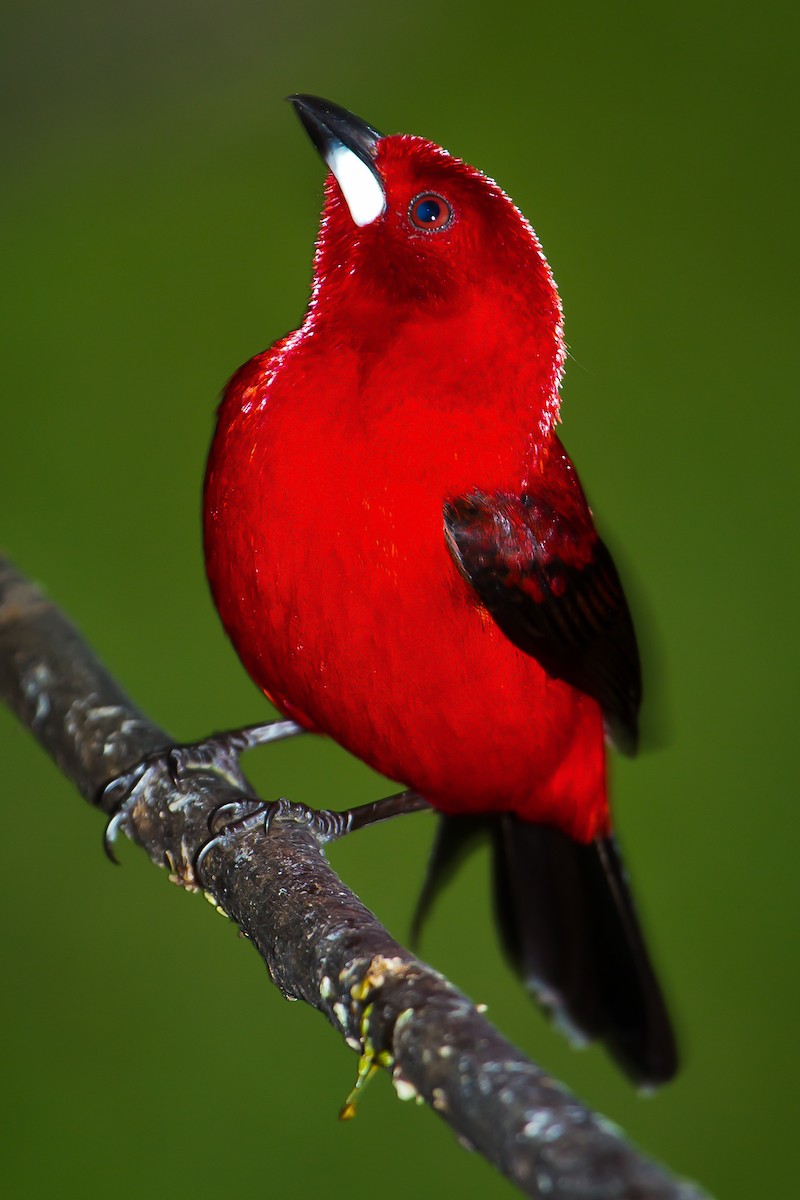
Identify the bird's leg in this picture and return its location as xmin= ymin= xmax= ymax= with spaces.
xmin=97 ymin=719 xmax=305 ymax=860
xmin=338 ymin=790 xmax=432 ymax=833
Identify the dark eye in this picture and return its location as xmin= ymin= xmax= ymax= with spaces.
xmin=408 ymin=192 xmax=453 ymax=232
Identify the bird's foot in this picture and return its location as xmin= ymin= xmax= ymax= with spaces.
xmin=206 ymin=788 xmax=430 ymax=844
xmin=96 ymin=719 xmax=305 ymax=861
xmin=194 ymin=791 xmax=432 ymax=885
xmin=194 ymin=794 xmax=349 ymax=884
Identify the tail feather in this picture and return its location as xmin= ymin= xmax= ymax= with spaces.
xmin=410 ymin=814 xmax=490 ymax=947
xmin=492 ymin=815 xmax=677 ymax=1085
xmin=417 ymin=813 xmax=678 ymax=1087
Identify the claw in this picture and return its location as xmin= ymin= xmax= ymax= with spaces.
xmin=95 ymin=759 xmax=153 ymax=864
xmin=195 ymin=797 xmax=271 ymax=885
xmin=94 ymin=762 xmax=147 ymax=812
xmin=102 ymin=808 xmax=127 ymax=864
xmin=194 ymin=831 xmax=223 ymax=884
xmin=262 ymin=796 xmax=293 ymax=835
xmin=208 ymin=797 xmax=267 ymax=836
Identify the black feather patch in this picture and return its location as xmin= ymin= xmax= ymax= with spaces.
xmin=444 ymin=491 xmax=641 ymax=754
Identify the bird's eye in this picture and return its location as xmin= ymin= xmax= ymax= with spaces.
xmin=408 ymin=192 xmax=453 ymax=232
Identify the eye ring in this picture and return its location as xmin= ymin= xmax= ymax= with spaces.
xmin=408 ymin=192 xmax=454 ymax=233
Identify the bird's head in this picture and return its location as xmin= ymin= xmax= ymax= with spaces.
xmin=289 ymin=95 xmax=564 ymax=397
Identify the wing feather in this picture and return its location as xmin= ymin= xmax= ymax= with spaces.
xmin=444 ymin=489 xmax=641 ymax=754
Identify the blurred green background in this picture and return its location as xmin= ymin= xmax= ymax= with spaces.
xmin=1 ymin=2 xmax=796 ymax=1197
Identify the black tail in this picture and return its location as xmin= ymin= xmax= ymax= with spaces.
xmin=413 ymin=814 xmax=677 ymax=1087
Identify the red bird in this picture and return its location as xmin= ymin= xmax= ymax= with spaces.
xmin=204 ymin=96 xmax=677 ymax=1085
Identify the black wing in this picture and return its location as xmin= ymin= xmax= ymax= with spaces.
xmin=444 ymin=489 xmax=641 ymax=754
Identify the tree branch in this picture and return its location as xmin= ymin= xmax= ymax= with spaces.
xmin=0 ymin=556 xmax=706 ymax=1200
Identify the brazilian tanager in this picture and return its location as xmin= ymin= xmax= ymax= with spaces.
xmin=203 ymin=95 xmax=677 ymax=1086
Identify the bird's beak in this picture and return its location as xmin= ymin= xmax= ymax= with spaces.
xmin=287 ymin=94 xmax=386 ymax=228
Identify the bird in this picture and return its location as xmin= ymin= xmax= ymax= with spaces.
xmin=203 ymin=94 xmax=677 ymax=1086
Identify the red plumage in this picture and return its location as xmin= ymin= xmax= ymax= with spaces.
xmin=204 ymin=97 xmax=676 ymax=1084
